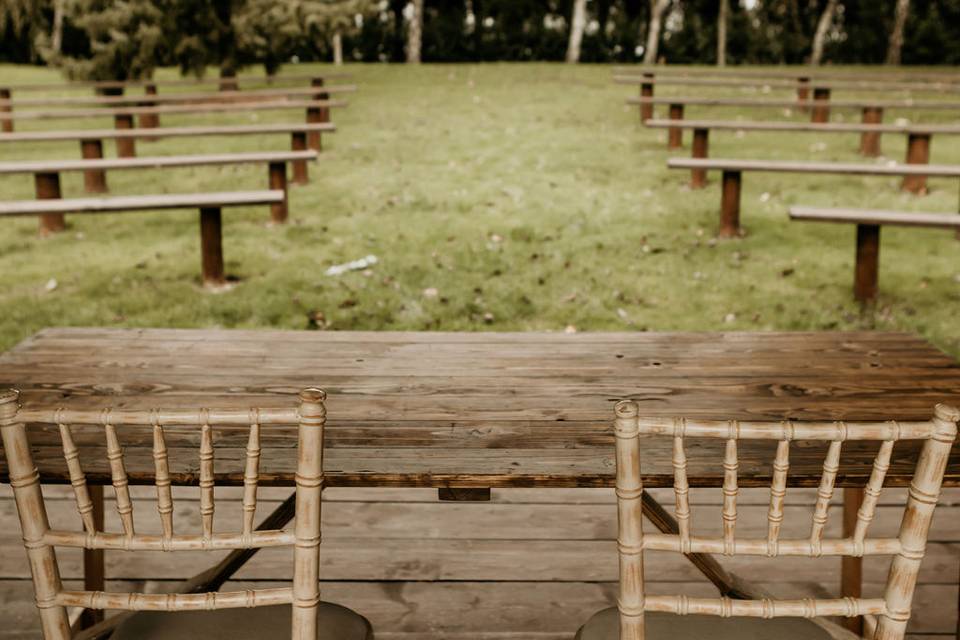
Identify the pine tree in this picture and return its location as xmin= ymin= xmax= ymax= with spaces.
xmin=47 ymin=0 xmax=163 ymax=81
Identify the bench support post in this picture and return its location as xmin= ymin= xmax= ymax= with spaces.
xmin=719 ymin=170 xmax=742 ymax=239
xmin=199 ymin=207 xmax=225 ymax=287
xmin=138 ymin=83 xmax=160 ymax=131
xmin=859 ymin=107 xmax=883 ymax=157
xmin=691 ymin=128 xmax=710 ymax=189
xmin=640 ymin=78 xmax=654 ymax=121
xmin=902 ymin=133 xmax=931 ymax=195
xmin=79 ymin=139 xmax=108 ymax=194
xmin=79 ymin=485 xmax=105 ymax=629
xmin=811 ymin=87 xmax=831 ymax=124
xmin=854 ymin=224 xmax=880 ymax=304
xmin=0 ymin=88 xmax=11 ymax=133
xmin=35 ymin=172 xmax=66 ymax=236
xmin=291 ymin=132 xmax=309 ymax=184
xmin=113 ymin=114 xmax=136 ymax=158
xmin=306 ymin=77 xmax=330 ymax=151
xmin=268 ymin=161 xmax=289 ymax=224
xmin=797 ymin=76 xmax=811 ymax=112
xmin=667 ymin=103 xmax=684 ymax=150
xmin=841 ymin=488 xmax=865 ymax=635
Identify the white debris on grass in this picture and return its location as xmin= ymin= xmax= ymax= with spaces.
xmin=325 ymin=255 xmax=379 ymax=276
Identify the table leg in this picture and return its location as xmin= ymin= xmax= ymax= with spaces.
xmin=79 ymin=485 xmax=105 ymax=629
xmin=842 ymin=487 xmax=865 ymax=636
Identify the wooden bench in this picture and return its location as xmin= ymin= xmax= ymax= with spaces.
xmin=0 ymin=122 xmax=334 ymax=183
xmin=613 ymin=65 xmax=960 ymax=84
xmin=625 ymin=95 xmax=960 ymax=134
xmin=667 ymin=157 xmax=960 ymax=238
xmin=0 ymin=150 xmax=316 ymax=231
xmin=0 ymin=98 xmax=347 ymax=146
xmin=0 ymin=190 xmax=283 ymax=287
xmin=647 ymin=119 xmax=953 ymax=184
xmin=789 ymin=206 xmax=960 ymax=304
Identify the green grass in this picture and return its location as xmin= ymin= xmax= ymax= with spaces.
xmin=2 ymin=63 xmax=960 ymax=357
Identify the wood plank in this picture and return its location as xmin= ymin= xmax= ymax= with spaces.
xmin=0 ymin=84 xmax=356 ymax=107
xmin=0 ymin=122 xmax=335 ymax=143
xmin=0 ymin=151 xmax=317 ymax=174
xmin=790 ymin=207 xmax=960 ymax=229
xmin=668 ymin=158 xmax=960 ymax=177
xmin=0 ymin=191 xmax=284 ymax=217
xmin=0 ymin=99 xmax=347 ymax=121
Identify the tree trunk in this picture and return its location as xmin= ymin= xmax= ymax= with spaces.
xmin=566 ymin=0 xmax=588 ymax=63
xmin=51 ymin=0 xmax=65 ymax=55
xmin=716 ymin=0 xmax=728 ymax=66
xmin=644 ymin=0 xmax=671 ymax=64
xmin=886 ymin=0 xmax=910 ymax=65
xmin=407 ymin=0 xmax=424 ymax=63
xmin=810 ymin=0 xmax=839 ymax=66
xmin=332 ymin=32 xmax=343 ymax=65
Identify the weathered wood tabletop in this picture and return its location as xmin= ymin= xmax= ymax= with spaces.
xmin=1 ymin=328 xmax=959 ymax=488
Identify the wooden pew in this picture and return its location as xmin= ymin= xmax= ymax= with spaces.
xmin=0 ymin=150 xmax=316 ymax=231
xmin=0 ymin=190 xmax=283 ymax=287
xmin=0 ymin=122 xmax=334 ymax=184
xmin=646 ymin=119 xmax=953 ymax=185
xmin=626 ymin=95 xmax=960 ymax=135
xmin=666 ymin=157 xmax=960 ymax=237
xmin=0 ymin=98 xmax=346 ymax=144
xmin=789 ymin=206 xmax=960 ymax=304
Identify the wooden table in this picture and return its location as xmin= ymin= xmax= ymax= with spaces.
xmin=2 ymin=328 xmax=960 ymax=636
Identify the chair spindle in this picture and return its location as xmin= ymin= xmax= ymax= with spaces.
xmin=242 ymin=412 xmax=262 ymax=537
xmin=200 ymin=416 xmax=215 ymax=540
xmin=672 ymin=430 xmax=692 ymax=551
xmin=56 ymin=417 xmax=96 ymax=533
xmin=721 ymin=437 xmax=738 ymax=555
xmin=102 ymin=410 xmax=134 ymax=537
xmin=854 ymin=439 xmax=895 ymax=543
xmin=810 ymin=440 xmax=843 ymax=547
xmin=766 ymin=439 xmax=790 ymax=555
xmin=152 ymin=416 xmax=174 ymax=539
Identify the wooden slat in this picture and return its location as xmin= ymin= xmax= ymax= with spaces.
xmin=627 ymin=95 xmax=960 ymax=110
xmin=2 ymin=72 xmax=351 ymax=92
xmin=644 ymin=119 xmax=960 ymax=135
xmin=790 ymin=207 xmax=960 ymax=229
xmin=0 ymin=190 xmax=284 ymax=217
xmin=0 ymin=122 xmax=335 ymax=143
xmin=668 ymin=158 xmax=960 ymax=177
xmin=0 ymin=99 xmax=347 ymax=121
xmin=0 ymin=85 xmax=356 ymax=107
xmin=0 ymin=150 xmax=317 ymax=175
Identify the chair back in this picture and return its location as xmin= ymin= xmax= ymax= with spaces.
xmin=612 ymin=401 xmax=959 ymax=640
xmin=0 ymin=388 xmax=328 ymax=640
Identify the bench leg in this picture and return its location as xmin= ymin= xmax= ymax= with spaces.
xmin=841 ymin=488 xmax=865 ymax=635
xmin=719 ymin=170 xmax=742 ymax=239
xmin=902 ymin=133 xmax=931 ymax=195
xmin=640 ymin=82 xmax=654 ymax=121
xmin=35 ymin=172 xmax=65 ymax=236
xmin=79 ymin=485 xmax=105 ymax=629
xmin=199 ymin=207 xmax=225 ymax=287
xmin=0 ymin=88 xmax=11 ymax=133
xmin=80 ymin=139 xmax=108 ymax=194
xmin=859 ymin=107 xmax=883 ymax=157
xmin=138 ymin=83 xmax=160 ymax=131
xmin=268 ymin=161 xmax=289 ymax=224
xmin=113 ymin=114 xmax=136 ymax=158
xmin=797 ymin=76 xmax=810 ymax=113
xmin=291 ymin=132 xmax=309 ymax=185
xmin=811 ymin=87 xmax=831 ymax=123
xmin=306 ymin=77 xmax=330 ymax=151
xmin=854 ymin=224 xmax=880 ymax=304
xmin=668 ymin=103 xmax=684 ymax=150
xmin=691 ymin=128 xmax=709 ymax=189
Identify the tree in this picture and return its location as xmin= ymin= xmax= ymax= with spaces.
xmin=0 ymin=0 xmax=51 ymax=63
xmin=300 ymin=0 xmax=373 ymax=65
xmin=810 ymin=0 xmax=840 ymax=65
xmin=644 ymin=0 xmax=671 ymax=64
xmin=566 ymin=0 xmax=588 ymax=63
xmin=716 ymin=0 xmax=728 ymax=66
xmin=407 ymin=0 xmax=424 ymax=62
xmin=886 ymin=0 xmax=910 ymax=64
xmin=50 ymin=0 xmax=164 ymax=81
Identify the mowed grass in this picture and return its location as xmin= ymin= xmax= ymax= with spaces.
xmin=1 ymin=63 xmax=959 ymax=356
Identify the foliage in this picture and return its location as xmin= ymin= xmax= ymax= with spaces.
xmin=46 ymin=0 xmax=164 ymax=80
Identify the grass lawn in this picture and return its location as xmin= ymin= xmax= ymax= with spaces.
xmin=1 ymin=63 xmax=959 ymax=357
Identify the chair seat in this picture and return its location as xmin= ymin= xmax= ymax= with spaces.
xmin=576 ymin=607 xmax=837 ymax=640
xmin=111 ymin=602 xmax=373 ymax=640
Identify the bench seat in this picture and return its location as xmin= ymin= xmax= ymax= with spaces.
xmin=644 ymin=118 xmax=957 ymax=135
xmin=0 ymin=190 xmax=282 ymax=216
xmin=788 ymin=205 xmax=960 ymax=303
xmin=668 ymin=158 xmax=960 ymax=238
xmin=789 ymin=206 xmax=960 ymax=229
xmin=0 ymin=190 xmax=284 ymax=287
